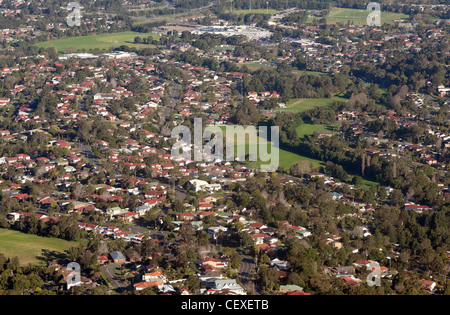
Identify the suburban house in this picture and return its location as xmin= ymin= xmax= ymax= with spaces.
xmin=110 ymin=251 xmax=126 ymax=263
xmin=204 ymin=279 xmax=245 ymax=295
xmin=202 ymin=257 xmax=228 ymax=270
xmin=189 ymin=179 xmax=221 ymax=192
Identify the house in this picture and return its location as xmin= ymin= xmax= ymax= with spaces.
xmin=110 ymin=251 xmax=126 ymax=263
xmin=176 ymin=212 xmax=196 ymax=221
xmin=158 ymin=284 xmax=176 ymax=294
xmin=6 ymin=212 xmax=21 ymax=222
xmin=437 ymin=85 xmax=450 ymax=97
xmin=97 ymin=256 xmax=109 ymax=265
xmin=189 ymin=179 xmax=221 ymax=192
xmin=198 ymin=211 xmax=216 ymax=219
xmin=340 ymin=275 xmax=362 ymax=285
xmin=180 ymin=288 xmax=190 ymax=295
xmin=202 ymin=257 xmax=228 ymax=270
xmin=250 ymin=233 xmax=270 ymax=245
xmin=106 ymin=207 xmax=129 ymax=219
xmin=134 ymin=281 xmax=163 ymax=291
xmin=404 ymin=204 xmax=430 ymax=213
xmin=353 ymin=260 xmax=371 ymax=268
xmin=198 ymin=203 xmax=213 ymax=211
xmin=294 ymin=229 xmax=312 ymax=238
xmin=271 ymin=258 xmax=289 ymax=271
xmin=117 ymin=211 xmax=139 ymax=222
xmin=202 ymin=196 xmax=220 ymax=203
xmin=279 ymin=285 xmax=304 ymax=294
xmin=421 ymin=279 xmax=436 ymax=292
xmin=286 ymin=290 xmax=311 ymax=295
xmin=206 ymin=226 xmax=228 ymax=239
xmin=205 ymin=279 xmax=246 ymax=295
xmin=143 ymin=270 xmax=167 ymax=283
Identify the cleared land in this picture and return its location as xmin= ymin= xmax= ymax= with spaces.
xmin=296 ymin=123 xmax=340 ymax=139
xmin=233 ymin=140 xmax=324 ymax=170
xmin=308 ymin=7 xmax=409 ymax=25
xmin=0 ymin=228 xmax=80 ymax=266
xmin=35 ymin=31 xmax=161 ymax=53
xmin=215 ymin=125 xmax=324 ymax=170
xmin=238 ymin=61 xmax=274 ymax=71
xmin=277 ymin=96 xmax=347 ymax=113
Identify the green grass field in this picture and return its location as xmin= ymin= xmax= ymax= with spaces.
xmin=277 ymin=96 xmax=347 ymax=113
xmin=238 ymin=61 xmax=274 ymax=71
xmin=35 ymin=31 xmax=161 ymax=53
xmin=296 ymin=123 xmax=340 ymax=139
xmin=360 ymin=178 xmax=379 ymax=189
xmin=214 ymin=125 xmax=323 ymax=170
xmin=0 ymin=228 xmax=80 ymax=266
xmin=233 ymin=140 xmax=324 ymax=170
xmin=308 ymin=7 xmax=409 ymax=25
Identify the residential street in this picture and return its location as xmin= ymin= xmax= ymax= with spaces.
xmin=101 ymin=263 xmax=129 ymax=294
xmin=238 ymin=253 xmax=258 ymax=295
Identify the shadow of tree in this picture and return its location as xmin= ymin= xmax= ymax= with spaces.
xmin=36 ymin=249 xmax=68 ymax=263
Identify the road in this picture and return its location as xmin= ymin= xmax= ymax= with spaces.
xmin=159 ymin=81 xmax=181 ymax=128
xmin=79 ymin=142 xmax=102 ymax=169
xmin=101 ymin=263 xmax=129 ymax=294
xmin=238 ymin=253 xmax=258 ymax=295
xmin=174 ymin=185 xmax=187 ymax=201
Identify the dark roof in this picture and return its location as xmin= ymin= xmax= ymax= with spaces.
xmin=110 ymin=251 xmax=126 ymax=261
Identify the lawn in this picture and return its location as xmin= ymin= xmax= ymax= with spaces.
xmin=238 ymin=61 xmax=274 ymax=71
xmin=308 ymin=7 xmax=409 ymax=25
xmin=0 ymin=228 xmax=80 ymax=266
xmin=233 ymin=140 xmax=324 ymax=171
xmin=360 ymin=178 xmax=379 ymax=189
xmin=35 ymin=31 xmax=161 ymax=53
xmin=215 ymin=125 xmax=324 ymax=170
xmin=296 ymin=123 xmax=340 ymax=139
xmin=277 ymin=96 xmax=347 ymax=113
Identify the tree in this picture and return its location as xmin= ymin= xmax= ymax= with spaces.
xmin=184 ymin=275 xmax=201 ymax=293
xmin=229 ymin=250 xmax=242 ymax=269
xmin=389 ymin=189 xmax=404 ymax=207
xmin=240 ymin=231 xmax=254 ymax=247
xmin=91 ymin=285 xmax=110 ymax=295
xmin=289 ymin=160 xmax=312 ymax=177
xmin=141 ymin=286 xmax=159 ymax=295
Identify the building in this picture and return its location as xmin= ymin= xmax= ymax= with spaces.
xmin=189 ymin=179 xmax=221 ymax=192
xmin=205 ymin=279 xmax=246 ymax=295
xmin=110 ymin=251 xmax=126 ymax=263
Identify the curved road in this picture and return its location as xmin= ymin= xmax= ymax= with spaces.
xmin=101 ymin=263 xmax=129 ymax=293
